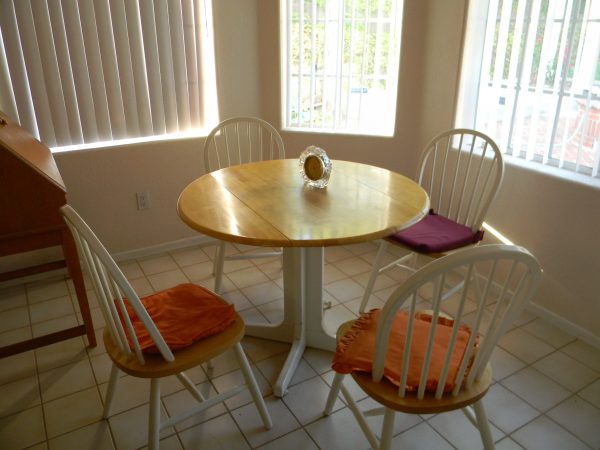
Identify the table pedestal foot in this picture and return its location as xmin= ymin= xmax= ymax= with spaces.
xmin=244 ymin=322 xmax=294 ymax=343
xmin=272 ymin=335 xmax=306 ymax=397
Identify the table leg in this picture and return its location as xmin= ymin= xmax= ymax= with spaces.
xmin=303 ymin=247 xmax=336 ymax=352
xmin=244 ymin=247 xmax=335 ymax=397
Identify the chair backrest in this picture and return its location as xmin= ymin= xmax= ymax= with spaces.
xmin=416 ymin=129 xmax=504 ymax=232
xmin=61 ymin=205 xmax=174 ymax=364
xmin=372 ymin=244 xmax=541 ymax=400
xmin=203 ymin=117 xmax=285 ymax=172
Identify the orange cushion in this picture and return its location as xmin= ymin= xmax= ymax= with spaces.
xmin=332 ymin=309 xmax=475 ymax=393
xmin=124 ymin=283 xmax=236 ymax=354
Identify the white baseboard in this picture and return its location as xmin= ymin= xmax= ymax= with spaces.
xmin=527 ymin=301 xmax=600 ymax=349
xmin=112 ymin=235 xmax=217 ymax=262
xmin=0 ymin=235 xmax=218 ymax=289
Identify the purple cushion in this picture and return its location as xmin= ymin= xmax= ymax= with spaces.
xmin=389 ymin=211 xmax=484 ymax=253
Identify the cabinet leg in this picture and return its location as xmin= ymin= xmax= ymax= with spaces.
xmin=62 ymin=229 xmax=96 ymax=347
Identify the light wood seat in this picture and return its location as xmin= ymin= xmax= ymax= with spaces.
xmin=325 ymin=244 xmax=542 ymax=450
xmin=61 ymin=205 xmax=272 ymax=450
xmin=335 ymin=321 xmax=493 ymax=415
xmin=103 ymin=314 xmax=245 ymax=379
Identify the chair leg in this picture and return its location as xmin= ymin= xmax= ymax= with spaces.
xmin=213 ymin=241 xmax=227 ymax=293
xmin=379 ymin=408 xmax=396 ymax=450
xmin=340 ymin=383 xmax=380 ymax=449
xmin=103 ymin=364 xmax=120 ymax=418
xmin=234 ymin=343 xmax=272 ymax=429
xmin=324 ymin=372 xmax=344 ymax=415
xmin=177 ymin=372 xmax=206 ymax=402
xmin=359 ymin=241 xmax=389 ymax=314
xmin=148 ymin=378 xmax=161 ymax=450
xmin=473 ymin=400 xmax=495 ymax=450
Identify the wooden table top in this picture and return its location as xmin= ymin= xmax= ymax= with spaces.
xmin=177 ymin=159 xmax=430 ymax=248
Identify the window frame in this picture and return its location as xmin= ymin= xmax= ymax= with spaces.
xmin=280 ymin=0 xmax=404 ymax=137
xmin=456 ymin=0 xmax=600 ymax=186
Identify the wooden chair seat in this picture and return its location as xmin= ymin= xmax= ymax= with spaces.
xmin=336 ymin=320 xmax=492 ymax=415
xmin=104 ymin=314 xmax=245 ymax=379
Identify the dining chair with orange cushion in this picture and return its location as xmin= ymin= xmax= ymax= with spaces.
xmin=359 ymin=129 xmax=504 ymax=314
xmin=203 ymin=116 xmax=285 ymax=293
xmin=61 ymin=205 xmax=272 ymax=450
xmin=324 ymin=244 xmax=541 ymax=450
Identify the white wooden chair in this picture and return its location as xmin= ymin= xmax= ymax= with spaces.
xmin=325 ymin=244 xmax=541 ymax=450
xmin=60 ymin=205 xmax=272 ymax=450
xmin=360 ymin=129 xmax=504 ymax=313
xmin=203 ymin=117 xmax=285 ymax=293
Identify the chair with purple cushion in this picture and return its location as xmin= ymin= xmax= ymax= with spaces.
xmin=359 ymin=129 xmax=504 ymax=314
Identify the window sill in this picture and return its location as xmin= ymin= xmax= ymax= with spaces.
xmin=504 ymin=155 xmax=600 ymax=191
xmin=282 ymin=126 xmax=394 ymax=138
xmin=51 ymin=129 xmax=210 ymax=154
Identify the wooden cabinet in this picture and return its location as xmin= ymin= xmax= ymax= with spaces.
xmin=0 ymin=112 xmax=96 ymax=357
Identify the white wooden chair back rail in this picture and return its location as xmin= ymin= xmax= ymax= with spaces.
xmin=358 ymin=129 xmax=505 ymax=314
xmin=62 ymin=205 xmax=173 ymax=364
xmin=371 ymin=244 xmax=541 ymax=400
xmin=202 ymin=117 xmax=286 ymax=293
xmin=203 ymin=116 xmax=285 ymax=172
xmin=417 ymin=128 xmax=504 ymax=231
xmin=60 ymin=204 xmax=272 ymax=450
xmin=325 ymin=244 xmax=541 ymax=450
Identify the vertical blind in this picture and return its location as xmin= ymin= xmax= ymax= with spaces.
xmin=458 ymin=0 xmax=600 ymax=179
xmin=0 ymin=0 xmax=214 ymax=149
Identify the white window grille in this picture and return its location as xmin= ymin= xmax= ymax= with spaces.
xmin=281 ymin=0 xmax=403 ymax=136
xmin=0 ymin=0 xmax=217 ymax=150
xmin=457 ymin=0 xmax=600 ymax=180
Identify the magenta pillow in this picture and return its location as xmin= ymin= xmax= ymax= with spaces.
xmin=389 ymin=211 xmax=484 ymax=253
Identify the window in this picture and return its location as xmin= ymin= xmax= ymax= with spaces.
xmin=281 ymin=0 xmax=404 ymax=136
xmin=457 ymin=0 xmax=600 ymax=180
xmin=0 ymin=0 xmax=217 ymax=150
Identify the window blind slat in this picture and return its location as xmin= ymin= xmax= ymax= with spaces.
xmin=309 ymin=0 xmax=317 ymax=127
xmin=123 ymin=0 xmax=153 ymax=137
xmin=502 ymin=0 xmax=527 ymax=148
xmin=544 ymin=0 xmax=576 ymax=164
xmin=14 ymin=0 xmax=57 ymax=146
xmin=47 ymin=1 xmax=84 ymax=144
xmin=0 ymin=31 xmax=19 ymax=122
xmin=510 ymin=0 xmax=541 ymax=155
xmin=62 ymin=0 xmax=99 ymax=143
xmin=110 ymin=0 xmax=141 ymax=138
xmin=78 ymin=1 xmax=112 ymax=141
xmin=183 ymin=0 xmax=200 ymax=127
xmin=154 ymin=0 xmax=178 ymax=133
xmin=0 ymin=1 xmax=37 ymax=135
xmin=31 ymin=1 xmax=73 ymax=146
xmin=139 ymin=1 xmax=166 ymax=135
xmin=167 ymin=0 xmax=191 ymax=131
xmin=94 ymin=0 xmax=127 ymax=140
xmin=524 ymin=0 xmax=558 ymax=161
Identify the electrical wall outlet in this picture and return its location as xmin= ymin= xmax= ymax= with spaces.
xmin=136 ymin=191 xmax=150 ymax=210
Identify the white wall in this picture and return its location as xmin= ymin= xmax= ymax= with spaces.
xmin=3 ymin=0 xmax=598 ymax=344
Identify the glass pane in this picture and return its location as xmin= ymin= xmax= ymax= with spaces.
xmin=283 ymin=0 xmax=403 ymax=136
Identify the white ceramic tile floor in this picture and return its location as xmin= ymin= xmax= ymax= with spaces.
xmin=0 ymin=242 xmax=599 ymax=449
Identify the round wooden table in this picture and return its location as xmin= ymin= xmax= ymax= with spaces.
xmin=178 ymin=159 xmax=429 ymax=396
